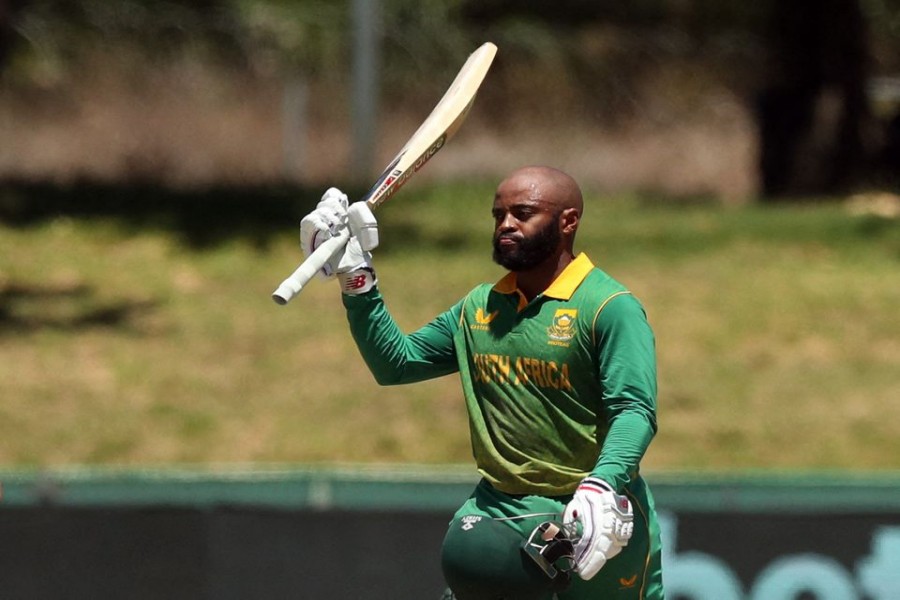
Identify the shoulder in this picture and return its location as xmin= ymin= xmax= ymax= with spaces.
xmin=577 ymin=268 xmax=649 ymax=328
xmin=582 ymin=266 xmax=628 ymax=296
xmin=460 ymin=283 xmax=495 ymax=306
xmin=576 ymin=268 xmax=631 ymax=312
xmin=595 ymin=292 xmax=648 ymax=323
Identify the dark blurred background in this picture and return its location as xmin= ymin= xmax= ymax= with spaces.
xmin=2 ymin=0 xmax=900 ymax=219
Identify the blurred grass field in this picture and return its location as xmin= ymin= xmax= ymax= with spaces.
xmin=1 ymin=182 xmax=898 ymax=472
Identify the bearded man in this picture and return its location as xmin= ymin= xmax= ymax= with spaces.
xmin=299 ymin=166 xmax=665 ymax=599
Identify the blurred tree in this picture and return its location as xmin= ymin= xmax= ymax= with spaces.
xmin=2 ymin=0 xmax=349 ymax=79
xmin=0 ymin=0 xmax=27 ymax=71
xmin=755 ymin=0 xmax=872 ymax=198
xmin=461 ymin=0 xmax=885 ymax=198
xmin=3 ymin=0 xmax=899 ymax=198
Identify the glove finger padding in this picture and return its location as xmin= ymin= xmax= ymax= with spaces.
xmin=298 ymin=187 xmax=379 ymax=292
xmin=563 ymin=478 xmax=634 ymax=581
xmin=299 ymin=188 xmax=351 ymax=278
xmin=318 ymin=187 xmax=350 ymax=219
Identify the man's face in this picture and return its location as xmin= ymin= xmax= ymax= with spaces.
xmin=491 ymin=184 xmax=563 ymax=272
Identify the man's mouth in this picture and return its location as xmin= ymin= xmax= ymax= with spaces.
xmin=496 ymin=235 xmax=521 ymax=247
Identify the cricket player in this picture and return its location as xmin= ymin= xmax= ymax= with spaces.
xmin=300 ymin=166 xmax=664 ymax=599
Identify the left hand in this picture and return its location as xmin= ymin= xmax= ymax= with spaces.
xmin=563 ymin=477 xmax=634 ymax=580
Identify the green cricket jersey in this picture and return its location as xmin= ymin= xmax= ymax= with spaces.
xmin=342 ymin=253 xmax=657 ymax=496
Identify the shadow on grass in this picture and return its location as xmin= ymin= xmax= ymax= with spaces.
xmin=0 ymin=178 xmax=338 ymax=250
xmin=0 ymin=281 xmax=158 ymax=334
xmin=0 ymin=178 xmax=454 ymax=253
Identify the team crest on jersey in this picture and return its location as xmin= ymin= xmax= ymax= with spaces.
xmin=547 ymin=309 xmax=577 ymax=346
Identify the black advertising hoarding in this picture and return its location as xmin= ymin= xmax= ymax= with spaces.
xmin=1 ymin=468 xmax=899 ymax=599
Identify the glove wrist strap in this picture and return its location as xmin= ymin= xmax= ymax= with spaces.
xmin=578 ymin=477 xmax=614 ymax=494
xmin=339 ymin=267 xmax=377 ymax=295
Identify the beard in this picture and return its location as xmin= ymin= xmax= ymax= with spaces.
xmin=492 ymin=215 xmax=562 ymax=272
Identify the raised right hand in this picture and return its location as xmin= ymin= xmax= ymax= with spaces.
xmin=299 ymin=187 xmax=380 ymax=294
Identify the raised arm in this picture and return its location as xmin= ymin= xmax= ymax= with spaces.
xmin=296 ymin=186 xmax=463 ymax=385
xmin=343 ymin=290 xmax=462 ymax=385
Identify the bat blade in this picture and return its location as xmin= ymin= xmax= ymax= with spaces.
xmin=272 ymin=42 xmax=497 ymax=306
xmin=361 ymin=41 xmax=498 ymax=210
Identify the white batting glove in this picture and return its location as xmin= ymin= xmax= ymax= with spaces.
xmin=563 ymin=477 xmax=634 ymax=580
xmin=299 ymin=187 xmax=379 ymax=295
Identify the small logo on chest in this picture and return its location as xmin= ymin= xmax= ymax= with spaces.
xmin=475 ymin=308 xmax=498 ymax=324
xmin=470 ymin=308 xmax=499 ymax=331
xmin=547 ymin=309 xmax=577 ymax=346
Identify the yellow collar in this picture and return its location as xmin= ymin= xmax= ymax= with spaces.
xmin=493 ymin=253 xmax=595 ymax=301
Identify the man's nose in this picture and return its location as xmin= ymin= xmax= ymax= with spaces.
xmin=497 ymin=213 xmax=517 ymax=231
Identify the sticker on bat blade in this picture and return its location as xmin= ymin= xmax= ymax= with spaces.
xmin=372 ymin=135 xmax=448 ymax=206
xmin=361 ymin=155 xmax=404 ymax=205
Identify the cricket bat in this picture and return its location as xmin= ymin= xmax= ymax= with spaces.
xmin=272 ymin=41 xmax=498 ymax=305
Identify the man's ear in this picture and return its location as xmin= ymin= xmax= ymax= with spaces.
xmin=560 ymin=208 xmax=580 ymax=235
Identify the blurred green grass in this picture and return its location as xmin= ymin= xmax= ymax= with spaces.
xmin=1 ymin=182 xmax=898 ymax=471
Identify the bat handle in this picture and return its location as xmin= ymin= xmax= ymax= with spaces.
xmin=271 ymin=229 xmax=351 ymax=305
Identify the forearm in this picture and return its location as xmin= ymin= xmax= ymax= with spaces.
xmin=342 ymin=287 xmax=458 ymax=385
xmin=591 ymin=408 xmax=656 ymax=491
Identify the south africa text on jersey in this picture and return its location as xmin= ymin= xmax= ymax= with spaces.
xmin=472 ymin=353 xmax=572 ymax=390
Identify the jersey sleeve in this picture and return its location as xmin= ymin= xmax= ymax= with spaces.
xmin=341 ymin=287 xmax=462 ymax=385
xmin=590 ymin=293 xmax=658 ymax=491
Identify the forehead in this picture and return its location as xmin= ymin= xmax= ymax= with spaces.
xmin=493 ymin=175 xmax=552 ymax=209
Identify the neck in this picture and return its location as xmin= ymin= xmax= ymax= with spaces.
xmin=515 ymin=251 xmax=575 ymax=301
